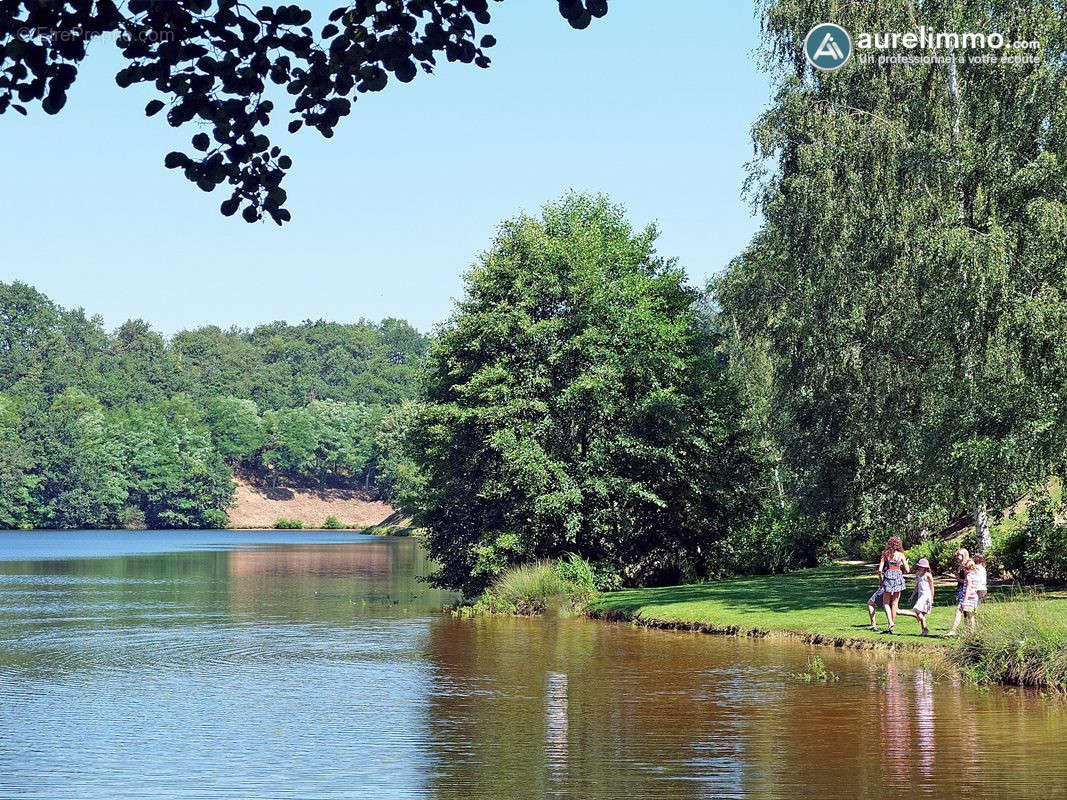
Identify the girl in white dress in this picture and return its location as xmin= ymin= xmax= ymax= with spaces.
xmin=973 ymin=553 xmax=988 ymax=600
xmin=897 ymin=557 xmax=935 ymax=635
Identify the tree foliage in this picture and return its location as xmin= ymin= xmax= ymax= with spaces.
xmin=717 ymin=0 xmax=1067 ymax=554
xmin=0 ymin=282 xmax=428 ymax=410
xmin=0 ymin=394 xmax=35 ymax=528
xmin=392 ymin=194 xmax=765 ymax=595
xmin=261 ymin=399 xmax=380 ymax=479
xmin=0 ymin=280 xmax=426 ymax=528
xmin=111 ymin=395 xmax=233 ymax=528
xmin=0 ymin=0 xmax=608 ymax=223
xmin=205 ymin=395 xmax=268 ymax=461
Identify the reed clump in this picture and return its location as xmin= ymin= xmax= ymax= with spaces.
xmin=453 ymin=554 xmax=597 ymax=617
xmin=791 ymin=655 xmax=839 ymax=684
xmin=948 ymin=591 xmax=1067 ymax=691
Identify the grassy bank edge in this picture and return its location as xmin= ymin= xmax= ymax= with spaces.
xmin=586 ymin=565 xmax=1067 ymax=691
xmin=585 ymin=605 xmax=934 ymax=653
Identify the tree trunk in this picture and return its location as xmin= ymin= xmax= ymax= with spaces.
xmin=975 ymin=503 xmax=991 ymax=552
xmin=773 ymin=464 xmax=786 ymax=511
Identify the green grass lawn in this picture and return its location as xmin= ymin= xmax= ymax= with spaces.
xmin=589 ymin=563 xmax=1067 ymax=647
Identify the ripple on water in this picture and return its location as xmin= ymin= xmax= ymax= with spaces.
xmin=1 ymin=536 xmax=1066 ymax=800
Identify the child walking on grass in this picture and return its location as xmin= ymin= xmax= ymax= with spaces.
xmin=866 ymin=587 xmax=886 ymax=631
xmin=896 ymin=558 xmax=935 ymax=635
xmin=947 ymin=551 xmax=979 ymax=636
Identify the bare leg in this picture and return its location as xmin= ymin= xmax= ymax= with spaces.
xmin=966 ymin=611 xmax=976 ymax=632
xmin=898 ymin=606 xmax=924 ymax=634
xmin=948 ymin=606 xmax=963 ymax=635
xmin=868 ymin=603 xmax=878 ymax=630
xmin=884 ymin=593 xmax=900 ymax=630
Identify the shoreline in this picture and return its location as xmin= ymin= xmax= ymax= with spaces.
xmin=585 ymin=606 xmax=934 ymax=653
xmin=585 ymin=564 xmax=1067 ymax=691
xmin=0 ymin=525 xmax=416 ymax=536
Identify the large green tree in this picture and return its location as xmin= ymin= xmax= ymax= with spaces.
xmin=399 ymin=194 xmax=765 ymax=594
xmin=205 ymin=395 xmax=268 ymax=462
xmin=718 ymin=0 xmax=1067 ymax=551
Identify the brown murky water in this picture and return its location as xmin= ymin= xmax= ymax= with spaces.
xmin=0 ymin=532 xmax=1063 ymax=799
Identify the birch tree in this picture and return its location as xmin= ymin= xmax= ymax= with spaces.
xmin=718 ymin=0 xmax=1067 ymax=551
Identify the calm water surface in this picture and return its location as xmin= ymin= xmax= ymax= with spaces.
xmin=0 ymin=531 xmax=1064 ymax=799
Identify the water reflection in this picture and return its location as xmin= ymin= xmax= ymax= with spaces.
xmin=228 ymin=543 xmax=395 ymax=577
xmin=0 ymin=534 xmax=1065 ymax=799
xmin=545 ymin=672 xmax=569 ymax=790
xmin=422 ymin=617 xmax=1067 ymax=800
xmin=914 ymin=670 xmax=935 ymax=781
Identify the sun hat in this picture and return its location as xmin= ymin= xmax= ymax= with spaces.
xmin=916 ymin=558 xmax=931 ymax=570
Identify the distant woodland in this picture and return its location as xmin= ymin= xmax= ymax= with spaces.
xmin=0 ymin=281 xmax=427 ymax=528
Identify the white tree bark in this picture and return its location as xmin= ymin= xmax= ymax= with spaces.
xmin=975 ymin=504 xmax=991 ymax=552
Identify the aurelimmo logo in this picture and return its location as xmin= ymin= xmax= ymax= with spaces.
xmin=804 ymin=23 xmax=852 ymax=71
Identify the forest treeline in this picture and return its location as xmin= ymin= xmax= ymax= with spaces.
xmin=0 ymin=281 xmax=427 ymax=529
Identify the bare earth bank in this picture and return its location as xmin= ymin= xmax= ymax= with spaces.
xmin=227 ymin=475 xmax=398 ymax=530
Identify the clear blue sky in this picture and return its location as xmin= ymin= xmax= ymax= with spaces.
xmin=0 ymin=2 xmax=770 ymax=335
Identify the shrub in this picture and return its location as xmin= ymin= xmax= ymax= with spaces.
xmin=710 ymin=504 xmax=818 ymax=576
xmin=589 ymin=561 xmax=623 ymax=592
xmin=468 ymin=555 xmax=598 ymax=616
xmin=488 ymin=562 xmax=564 ymax=615
xmin=554 ymin=552 xmax=595 ymax=589
xmin=273 ymin=517 xmax=303 ymax=529
xmin=859 ymin=534 xmax=883 ymax=564
xmin=322 ymin=515 xmax=344 ymax=529
xmin=993 ymin=489 xmax=1067 ymax=583
xmin=994 ymin=525 xmax=1027 ymax=578
xmin=906 ymin=537 xmax=956 ymax=575
xmin=118 ymin=506 xmax=147 ymax=530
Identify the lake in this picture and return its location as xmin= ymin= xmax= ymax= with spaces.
xmin=0 ymin=531 xmax=1063 ymax=799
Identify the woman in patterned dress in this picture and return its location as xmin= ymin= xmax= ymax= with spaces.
xmin=878 ymin=536 xmax=909 ymax=634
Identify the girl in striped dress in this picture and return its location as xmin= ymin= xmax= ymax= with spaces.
xmin=947 ymin=557 xmax=979 ymax=636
